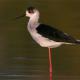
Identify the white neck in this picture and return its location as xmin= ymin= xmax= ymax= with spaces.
xmin=28 ymin=11 xmax=40 ymax=30
xmin=29 ymin=15 xmax=39 ymax=25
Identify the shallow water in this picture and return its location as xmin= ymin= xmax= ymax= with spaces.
xmin=0 ymin=0 xmax=80 ymax=80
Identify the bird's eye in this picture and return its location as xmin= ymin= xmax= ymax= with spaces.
xmin=27 ymin=6 xmax=35 ymax=14
xmin=28 ymin=10 xmax=34 ymax=13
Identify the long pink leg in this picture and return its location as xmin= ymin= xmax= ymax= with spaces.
xmin=48 ymin=48 xmax=52 ymax=80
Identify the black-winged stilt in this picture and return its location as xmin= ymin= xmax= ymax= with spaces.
xmin=16 ymin=6 xmax=80 ymax=80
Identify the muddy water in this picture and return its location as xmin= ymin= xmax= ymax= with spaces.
xmin=0 ymin=0 xmax=80 ymax=80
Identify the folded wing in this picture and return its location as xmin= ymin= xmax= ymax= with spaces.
xmin=36 ymin=24 xmax=78 ymax=44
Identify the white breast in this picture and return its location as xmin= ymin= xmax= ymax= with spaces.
xmin=28 ymin=28 xmax=63 ymax=48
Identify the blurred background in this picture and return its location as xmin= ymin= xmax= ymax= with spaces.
xmin=0 ymin=0 xmax=80 ymax=80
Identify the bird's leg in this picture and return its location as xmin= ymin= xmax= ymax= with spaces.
xmin=48 ymin=48 xmax=52 ymax=80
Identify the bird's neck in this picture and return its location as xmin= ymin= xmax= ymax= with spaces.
xmin=28 ymin=14 xmax=40 ymax=29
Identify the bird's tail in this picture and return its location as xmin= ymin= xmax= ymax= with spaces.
xmin=65 ymin=39 xmax=80 ymax=45
xmin=75 ymin=40 xmax=80 ymax=44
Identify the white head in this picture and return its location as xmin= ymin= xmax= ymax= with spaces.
xmin=26 ymin=7 xmax=40 ymax=18
xmin=15 ymin=7 xmax=40 ymax=21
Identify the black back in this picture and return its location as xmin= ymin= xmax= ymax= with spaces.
xmin=36 ymin=24 xmax=77 ymax=43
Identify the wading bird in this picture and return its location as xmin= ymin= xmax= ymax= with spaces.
xmin=16 ymin=7 xmax=80 ymax=80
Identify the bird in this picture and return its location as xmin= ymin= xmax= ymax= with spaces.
xmin=16 ymin=6 xmax=80 ymax=80
xmin=25 ymin=7 xmax=80 ymax=48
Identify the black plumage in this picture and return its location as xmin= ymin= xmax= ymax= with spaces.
xmin=36 ymin=24 xmax=79 ymax=44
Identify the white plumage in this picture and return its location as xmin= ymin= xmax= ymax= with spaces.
xmin=25 ymin=7 xmax=80 ymax=48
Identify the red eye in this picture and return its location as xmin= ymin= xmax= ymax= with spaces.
xmin=27 ymin=6 xmax=35 ymax=13
xmin=28 ymin=10 xmax=34 ymax=13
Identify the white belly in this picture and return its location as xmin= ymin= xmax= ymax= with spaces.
xmin=29 ymin=30 xmax=63 ymax=48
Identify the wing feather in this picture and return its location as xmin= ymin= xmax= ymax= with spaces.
xmin=36 ymin=24 xmax=77 ymax=43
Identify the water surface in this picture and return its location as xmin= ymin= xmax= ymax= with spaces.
xmin=0 ymin=0 xmax=80 ymax=80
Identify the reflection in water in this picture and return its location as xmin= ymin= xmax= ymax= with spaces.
xmin=0 ymin=55 xmax=49 ymax=80
xmin=0 ymin=0 xmax=80 ymax=80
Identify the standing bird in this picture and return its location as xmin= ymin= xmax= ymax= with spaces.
xmin=25 ymin=7 xmax=80 ymax=47
xmin=16 ymin=7 xmax=80 ymax=80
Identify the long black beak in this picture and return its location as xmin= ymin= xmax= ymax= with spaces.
xmin=15 ymin=13 xmax=25 ymax=19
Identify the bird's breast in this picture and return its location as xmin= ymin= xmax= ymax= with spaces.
xmin=28 ymin=29 xmax=62 ymax=48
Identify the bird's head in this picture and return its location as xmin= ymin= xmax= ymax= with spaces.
xmin=26 ymin=7 xmax=40 ymax=18
xmin=15 ymin=6 xmax=39 ymax=19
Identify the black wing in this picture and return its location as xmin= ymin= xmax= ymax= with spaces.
xmin=36 ymin=24 xmax=77 ymax=43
